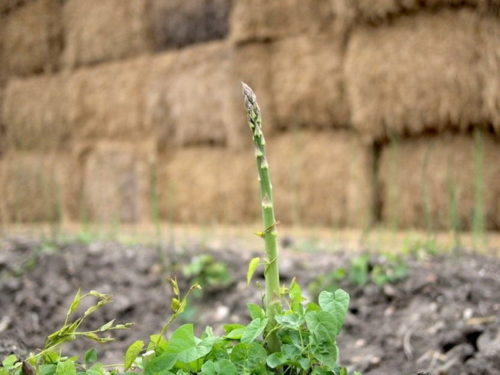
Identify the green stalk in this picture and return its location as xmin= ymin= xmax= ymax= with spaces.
xmin=241 ymin=82 xmax=282 ymax=352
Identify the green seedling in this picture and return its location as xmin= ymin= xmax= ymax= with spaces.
xmin=182 ymin=255 xmax=232 ymax=292
xmin=309 ymin=253 xmax=408 ymax=298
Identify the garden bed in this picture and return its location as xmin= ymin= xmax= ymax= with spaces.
xmin=0 ymin=236 xmax=499 ymax=374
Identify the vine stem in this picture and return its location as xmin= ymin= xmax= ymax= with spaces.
xmin=241 ymin=82 xmax=282 ymax=352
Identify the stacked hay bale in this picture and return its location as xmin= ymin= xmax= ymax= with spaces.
xmin=343 ymin=0 xmax=500 ymax=230
xmin=223 ymin=0 xmax=374 ymax=228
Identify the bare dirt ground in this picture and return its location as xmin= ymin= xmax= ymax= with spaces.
xmin=0 ymin=236 xmax=499 ymax=375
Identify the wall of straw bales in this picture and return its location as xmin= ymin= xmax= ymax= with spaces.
xmin=379 ymin=133 xmax=500 ymax=230
xmin=229 ymin=0 xmax=339 ymax=43
xmin=62 ymin=0 xmax=152 ymax=68
xmin=3 ymin=74 xmax=74 ymax=151
xmin=0 ymin=152 xmax=79 ymax=222
xmin=0 ymin=0 xmax=499 ymax=231
xmin=268 ymin=131 xmax=374 ymax=227
xmin=344 ymin=9 xmax=484 ymax=141
xmin=150 ymin=0 xmax=230 ymax=50
xmin=479 ymin=16 xmax=500 ymax=132
xmin=79 ymin=141 xmax=155 ymax=224
xmin=2 ymin=0 xmax=61 ymax=76
xmin=158 ymin=148 xmax=258 ymax=224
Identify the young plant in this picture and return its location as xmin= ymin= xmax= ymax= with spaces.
xmin=241 ymin=82 xmax=282 ymax=352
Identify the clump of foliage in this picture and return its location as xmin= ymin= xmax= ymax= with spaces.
xmin=0 ymin=84 xmax=357 ymax=374
xmin=182 ymin=255 xmax=232 ymax=292
xmin=309 ymin=253 xmax=408 ymax=298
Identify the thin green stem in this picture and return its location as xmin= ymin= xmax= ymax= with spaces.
xmin=241 ymin=82 xmax=282 ymax=352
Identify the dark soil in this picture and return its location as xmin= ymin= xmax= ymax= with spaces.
xmin=0 ymin=237 xmax=499 ymax=375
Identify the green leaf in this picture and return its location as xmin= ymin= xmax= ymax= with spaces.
xmin=266 ymin=352 xmax=286 ymax=368
xmin=247 ymin=303 xmax=265 ymax=320
xmin=201 ymin=359 xmax=237 ymax=375
xmin=246 ymin=257 xmax=261 ymax=285
xmin=241 ymin=318 xmax=268 ymax=344
xmin=99 ymin=319 xmax=115 ymax=331
xmin=2 ymin=355 xmax=17 ymax=369
xmin=305 ymin=311 xmax=339 ymax=369
xmin=84 ymin=348 xmax=98 ymax=367
xmin=166 ymin=324 xmax=212 ymax=363
xmin=68 ymin=289 xmax=81 ymax=316
xmin=86 ymin=363 xmax=105 ymax=375
xmin=124 ymin=340 xmax=144 ymax=370
xmin=144 ymin=352 xmax=177 ymax=375
xmin=275 ymin=313 xmax=303 ymax=330
xmin=318 ymin=289 xmax=349 ymax=333
xmin=42 ymin=351 xmax=60 ymax=364
xmin=55 ymin=360 xmax=76 ymax=375
xmin=148 ymin=334 xmax=168 ymax=352
xmin=223 ymin=324 xmax=245 ymax=340
xmin=289 ymin=280 xmax=303 ymax=312
xmin=39 ymin=364 xmax=57 ymax=375
xmin=230 ymin=342 xmax=267 ymax=373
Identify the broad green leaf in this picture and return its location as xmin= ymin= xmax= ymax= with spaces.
xmin=124 ymin=340 xmax=144 ymax=370
xmin=230 ymin=342 xmax=267 ymax=373
xmin=247 ymin=303 xmax=265 ymax=320
xmin=266 ymin=352 xmax=286 ymax=368
xmin=166 ymin=324 xmax=212 ymax=363
xmin=201 ymin=359 xmax=237 ymax=375
xmin=55 ymin=360 xmax=76 ymax=375
xmin=148 ymin=334 xmax=168 ymax=352
xmin=223 ymin=324 xmax=245 ymax=340
xmin=86 ymin=363 xmax=105 ymax=375
xmin=246 ymin=257 xmax=261 ymax=285
xmin=1 ymin=355 xmax=17 ymax=369
xmin=84 ymin=348 xmax=98 ymax=366
xmin=281 ymin=344 xmax=301 ymax=360
xmin=42 ymin=351 xmax=60 ymax=364
xmin=225 ymin=327 xmax=245 ymax=340
xmin=144 ymin=352 xmax=177 ymax=375
xmin=223 ymin=324 xmax=245 ymax=333
xmin=318 ymin=289 xmax=349 ymax=332
xmin=39 ymin=364 xmax=57 ymax=375
xmin=275 ymin=313 xmax=303 ymax=330
xmin=305 ymin=311 xmax=338 ymax=369
xmin=241 ymin=318 xmax=268 ymax=344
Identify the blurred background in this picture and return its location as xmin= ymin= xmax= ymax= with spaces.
xmin=0 ymin=0 xmax=499 ymax=249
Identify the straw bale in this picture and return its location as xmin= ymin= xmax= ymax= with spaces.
xmin=268 ymin=130 xmax=374 ymax=227
xmin=79 ymin=142 xmax=155 ymax=223
xmin=230 ymin=0 xmax=337 ymax=44
xmin=3 ymin=74 xmax=74 ymax=151
xmin=0 ymin=151 xmax=79 ymax=222
xmin=479 ymin=16 xmax=500 ymax=132
xmin=150 ymin=0 xmax=230 ymax=50
xmin=345 ymin=9 xmax=484 ymax=141
xmin=269 ymin=34 xmax=350 ymax=131
xmin=3 ymin=0 xmax=62 ymax=76
xmin=151 ymin=42 xmax=246 ymax=149
xmin=158 ymin=148 xmax=258 ymax=223
xmin=334 ymin=0 xmax=497 ymax=23
xmin=69 ymin=57 xmax=153 ymax=141
xmin=379 ymin=133 xmax=500 ymax=230
xmin=0 ymin=0 xmax=35 ymax=15
xmin=62 ymin=0 xmax=152 ymax=67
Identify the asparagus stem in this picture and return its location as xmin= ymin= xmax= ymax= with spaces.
xmin=241 ymin=82 xmax=282 ymax=352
